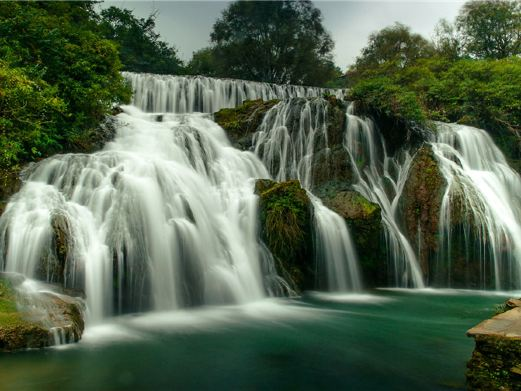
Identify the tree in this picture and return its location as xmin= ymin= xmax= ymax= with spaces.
xmin=457 ymin=0 xmax=521 ymax=59
xmin=209 ymin=0 xmax=334 ymax=86
xmin=433 ymin=19 xmax=463 ymax=60
xmin=353 ymin=23 xmax=434 ymax=72
xmin=186 ymin=47 xmax=222 ymax=77
xmin=99 ymin=6 xmax=184 ymax=74
xmin=0 ymin=1 xmax=131 ymax=167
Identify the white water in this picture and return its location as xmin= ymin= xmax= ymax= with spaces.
xmin=344 ymin=104 xmax=425 ymax=288
xmin=253 ymin=99 xmax=362 ymax=291
xmin=431 ymin=123 xmax=521 ymax=289
xmin=126 ymin=72 xmax=345 ymax=114
xmin=0 ymin=107 xmax=277 ymax=322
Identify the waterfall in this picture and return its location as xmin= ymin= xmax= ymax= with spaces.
xmin=0 ymin=108 xmax=276 ymax=321
xmin=431 ymin=123 xmax=521 ymax=289
xmin=125 ymin=72 xmax=346 ymax=114
xmin=252 ymin=98 xmax=362 ymax=291
xmin=344 ymin=104 xmax=425 ymax=288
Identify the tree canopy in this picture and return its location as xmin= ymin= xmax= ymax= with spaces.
xmin=0 ymin=1 xmax=131 ymax=167
xmin=457 ymin=0 xmax=521 ymax=59
xmin=350 ymin=23 xmax=434 ymax=78
xmin=203 ymin=0 xmax=336 ymax=86
xmin=99 ymin=7 xmax=184 ymax=74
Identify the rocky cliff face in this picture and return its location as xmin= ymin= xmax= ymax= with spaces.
xmin=215 ymin=98 xmax=387 ymax=288
xmin=400 ymin=145 xmax=445 ymax=284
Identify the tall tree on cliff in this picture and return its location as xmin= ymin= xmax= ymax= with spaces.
xmin=207 ymin=0 xmax=336 ymax=86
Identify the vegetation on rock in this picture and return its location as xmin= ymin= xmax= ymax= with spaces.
xmin=0 ymin=274 xmax=85 ymax=351
xmin=214 ymin=99 xmax=280 ymax=149
xmin=323 ymin=190 xmax=385 ymax=286
xmin=255 ymin=179 xmax=313 ymax=291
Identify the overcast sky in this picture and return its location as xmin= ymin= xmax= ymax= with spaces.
xmin=99 ymin=1 xmax=466 ymax=70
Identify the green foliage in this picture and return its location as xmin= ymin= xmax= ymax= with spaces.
xmin=350 ymin=22 xmax=435 ymax=80
xmin=457 ymin=0 xmax=521 ymax=59
xmin=0 ymin=61 xmax=65 ymax=167
xmin=0 ymin=1 xmax=131 ymax=168
xmin=257 ymin=180 xmax=311 ymax=265
xmin=99 ymin=7 xmax=184 ymax=75
xmin=206 ymin=0 xmax=336 ymax=86
xmin=348 ymin=76 xmax=426 ymax=125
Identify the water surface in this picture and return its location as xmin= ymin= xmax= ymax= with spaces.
xmin=0 ymin=289 xmax=512 ymax=390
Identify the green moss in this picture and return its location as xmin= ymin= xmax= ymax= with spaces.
xmin=214 ymin=99 xmax=280 ymax=148
xmin=257 ymin=180 xmax=310 ymax=260
xmin=255 ymin=179 xmax=313 ymax=291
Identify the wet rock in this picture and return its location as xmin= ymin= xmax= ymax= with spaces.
xmin=255 ymin=179 xmax=313 ymax=292
xmin=400 ymin=145 xmax=445 ymax=283
xmin=322 ymin=190 xmax=385 ymax=286
xmin=214 ymin=99 xmax=280 ymax=150
xmin=35 ymin=213 xmax=73 ymax=286
xmin=0 ymin=274 xmax=84 ymax=351
xmin=310 ymin=146 xmax=353 ymax=191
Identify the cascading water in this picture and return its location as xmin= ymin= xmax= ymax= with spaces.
xmin=0 ymin=108 xmax=277 ymax=322
xmin=0 ymin=73 xmax=349 ymax=324
xmin=431 ymin=123 xmax=521 ymax=289
xmin=126 ymin=72 xmax=346 ymax=114
xmin=344 ymin=104 xmax=425 ymax=288
xmin=252 ymin=98 xmax=361 ymax=291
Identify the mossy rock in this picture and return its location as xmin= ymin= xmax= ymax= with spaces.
xmin=255 ymin=179 xmax=313 ymax=292
xmin=322 ymin=190 xmax=385 ymax=286
xmin=214 ymin=99 xmax=280 ymax=150
xmin=400 ymin=145 xmax=445 ymax=283
xmin=0 ymin=276 xmax=49 ymax=351
xmin=467 ymin=335 xmax=521 ymax=390
xmin=0 ymin=274 xmax=85 ymax=351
